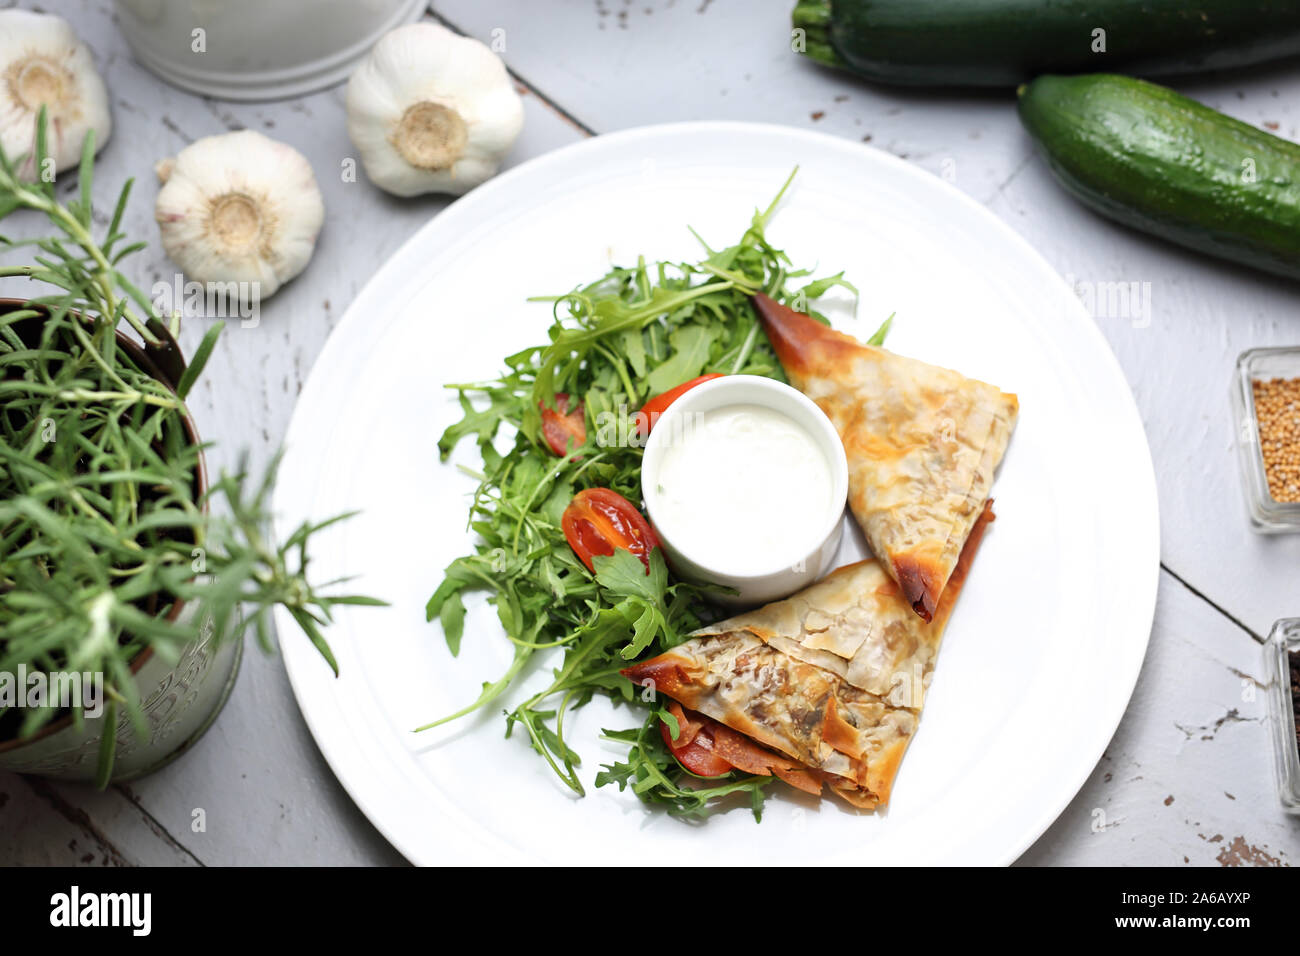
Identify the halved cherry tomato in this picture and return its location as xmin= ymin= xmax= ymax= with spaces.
xmin=635 ymin=374 xmax=724 ymax=437
xmin=561 ymin=488 xmax=659 ymax=573
xmin=540 ymin=393 xmax=585 ymax=457
xmin=660 ymin=702 xmax=732 ymax=777
xmin=656 ymin=701 xmax=820 ymax=786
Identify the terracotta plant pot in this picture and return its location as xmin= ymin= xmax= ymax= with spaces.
xmin=0 ymin=299 xmax=242 ymax=783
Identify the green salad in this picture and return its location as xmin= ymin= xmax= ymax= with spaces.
xmin=424 ymin=172 xmax=888 ymax=820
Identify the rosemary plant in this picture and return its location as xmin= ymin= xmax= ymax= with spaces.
xmin=0 ymin=112 xmax=381 ymax=784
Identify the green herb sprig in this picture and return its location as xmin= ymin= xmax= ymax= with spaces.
xmin=427 ymin=171 xmax=888 ymax=820
xmin=0 ymin=112 xmax=382 ymax=784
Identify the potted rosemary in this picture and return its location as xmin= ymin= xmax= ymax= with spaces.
xmin=0 ymin=117 xmax=379 ymax=786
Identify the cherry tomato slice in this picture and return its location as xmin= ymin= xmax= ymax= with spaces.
xmin=660 ymin=704 xmax=732 ymax=777
xmin=540 ymin=393 xmax=585 ymax=457
xmin=635 ymin=374 xmax=724 ymax=437
xmin=561 ymin=488 xmax=659 ymax=573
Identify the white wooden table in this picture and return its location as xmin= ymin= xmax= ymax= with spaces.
xmin=2 ymin=0 xmax=1298 ymax=866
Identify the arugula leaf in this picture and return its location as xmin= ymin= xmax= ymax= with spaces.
xmin=799 ymin=270 xmax=859 ymax=301
xmin=868 ymin=312 xmax=894 ymax=347
xmin=437 ymin=389 xmax=514 ymax=460
xmin=644 ymin=324 xmax=720 ymax=394
xmin=593 ymin=546 xmax=667 ymax=603
xmin=658 ymin=706 xmax=681 ymax=741
xmin=595 ymin=711 xmax=773 ymax=821
xmin=593 ymin=549 xmax=677 ymax=660
xmin=438 ymin=591 xmax=466 ymax=657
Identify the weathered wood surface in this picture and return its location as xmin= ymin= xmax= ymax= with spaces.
xmin=1 ymin=0 xmax=1296 ymax=864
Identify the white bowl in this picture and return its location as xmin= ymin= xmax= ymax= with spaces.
xmin=114 ymin=0 xmax=426 ymax=101
xmin=640 ymin=375 xmax=848 ymax=607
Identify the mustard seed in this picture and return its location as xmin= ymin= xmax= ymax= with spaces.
xmin=1253 ymin=376 xmax=1300 ymax=503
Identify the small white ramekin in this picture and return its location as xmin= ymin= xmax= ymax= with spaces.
xmin=640 ymin=375 xmax=848 ymax=607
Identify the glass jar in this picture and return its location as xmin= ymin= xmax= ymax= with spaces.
xmin=1264 ymin=618 xmax=1300 ymax=815
xmin=1233 ymin=347 xmax=1300 ymax=532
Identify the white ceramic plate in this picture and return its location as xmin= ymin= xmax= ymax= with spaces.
xmin=272 ymin=122 xmax=1159 ymax=866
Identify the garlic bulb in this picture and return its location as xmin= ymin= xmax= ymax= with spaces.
xmin=154 ymin=131 xmax=324 ymax=301
xmin=346 ymin=23 xmax=524 ymax=197
xmin=0 ymin=9 xmax=111 ymax=180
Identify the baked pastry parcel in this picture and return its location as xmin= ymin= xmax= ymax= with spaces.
xmin=622 ymin=501 xmax=993 ymax=810
xmin=753 ymin=293 xmax=1018 ymax=621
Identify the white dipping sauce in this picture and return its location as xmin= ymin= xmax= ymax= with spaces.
xmin=649 ymin=403 xmax=835 ymax=574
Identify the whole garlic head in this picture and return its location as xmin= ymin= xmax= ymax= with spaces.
xmin=346 ymin=23 xmax=524 ymax=197
xmin=154 ymin=131 xmax=325 ymax=301
xmin=0 ymin=9 xmax=112 ymax=179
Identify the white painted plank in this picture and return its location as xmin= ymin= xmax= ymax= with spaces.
xmin=0 ymin=775 xmax=128 ymax=866
xmin=1020 ymin=571 xmax=1296 ymax=866
xmin=0 ymin=772 xmax=203 ymax=865
xmin=46 ymin=782 xmax=203 ymax=866
xmin=434 ymin=0 xmax=1031 ymax=207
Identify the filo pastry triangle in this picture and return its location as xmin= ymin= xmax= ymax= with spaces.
xmin=622 ymin=501 xmax=994 ymax=810
xmin=753 ymin=293 xmax=1018 ymax=621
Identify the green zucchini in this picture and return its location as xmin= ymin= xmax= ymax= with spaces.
xmin=793 ymin=0 xmax=1300 ymax=87
xmin=1018 ymin=74 xmax=1300 ymax=281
